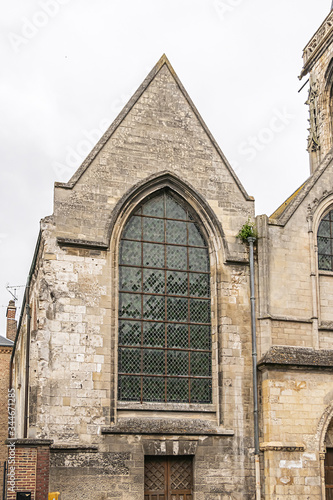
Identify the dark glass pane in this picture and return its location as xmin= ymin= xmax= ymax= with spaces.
xmin=119 ymin=266 xmax=141 ymax=292
xmin=323 ymin=212 xmax=331 ymax=221
xmin=143 ymin=322 xmax=165 ymax=347
xmin=143 ymin=243 xmax=165 ymax=268
xmin=122 ymin=215 xmax=141 ymax=240
xmin=190 ymin=325 xmax=211 ymax=350
xmin=188 ymin=222 xmax=206 ymax=246
xmin=167 ymin=297 xmax=188 ymax=322
xmin=118 ymin=375 xmax=141 ymax=401
xmin=167 ymin=350 xmax=188 ymax=376
xmin=167 ymin=324 xmax=188 ymax=349
xmin=319 ymin=254 xmax=332 ymax=271
xmin=167 ymin=245 xmax=187 ymax=270
xmin=318 ymin=220 xmax=331 ymax=237
xmin=189 ymin=273 xmax=210 ymax=297
xmin=190 ymin=352 xmax=211 ymax=376
xmin=143 ymin=376 xmax=165 ymax=402
xmin=118 ymin=347 xmax=141 ymax=373
xmin=118 ymin=191 xmax=212 ymax=404
xmin=190 ymin=299 xmax=210 ymax=323
xmin=167 ymin=271 xmax=188 ymax=296
xmin=166 ymin=220 xmax=187 ymax=244
xmin=143 ymin=217 xmax=164 ymax=243
xmin=190 ymin=378 xmax=212 ymax=403
xmin=119 ymin=321 xmax=141 ymax=346
xmin=143 ymin=295 xmax=165 ymax=321
xmin=143 ymin=349 xmax=165 ymax=375
xmin=143 ymin=269 xmax=165 ymax=294
xmin=119 ymin=293 xmax=141 ymax=319
xmin=318 ymin=236 xmax=331 ymax=255
xmin=167 ymin=377 xmax=189 ymax=402
xmin=189 ymin=247 xmax=209 ymax=272
xmin=166 ymin=195 xmax=186 ymax=220
xmin=120 ymin=240 xmax=141 ymax=266
xmin=142 ymin=196 xmax=164 ymax=217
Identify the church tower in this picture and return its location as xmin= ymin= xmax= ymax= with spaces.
xmin=300 ymin=4 xmax=333 ymax=173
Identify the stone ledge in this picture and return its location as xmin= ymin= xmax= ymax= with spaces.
xmin=6 ymin=438 xmax=53 ymax=447
xmin=258 ymin=346 xmax=333 ymax=370
xmin=51 ymin=444 xmax=98 ymax=453
xmin=117 ymin=401 xmax=215 ymax=412
xmin=101 ymin=418 xmax=234 ymax=436
xmin=258 ymin=314 xmax=312 ymax=324
xmin=57 ymin=237 xmax=108 ymax=250
xmin=319 ymin=322 xmax=333 ymax=331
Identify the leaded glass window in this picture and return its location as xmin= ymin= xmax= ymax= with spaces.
xmin=318 ymin=209 xmax=333 ymax=271
xmin=118 ymin=190 xmax=212 ymax=403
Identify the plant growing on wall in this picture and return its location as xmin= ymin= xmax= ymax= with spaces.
xmin=237 ymin=218 xmax=257 ymax=243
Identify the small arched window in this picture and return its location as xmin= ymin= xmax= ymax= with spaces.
xmin=117 ymin=189 xmax=212 ymax=404
xmin=318 ymin=209 xmax=333 ymax=271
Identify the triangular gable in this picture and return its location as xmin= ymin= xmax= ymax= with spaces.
xmin=55 ymin=54 xmax=251 ymax=201
xmin=269 ymin=148 xmax=333 ymax=225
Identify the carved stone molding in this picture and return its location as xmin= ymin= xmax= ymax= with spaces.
xmin=260 ymin=444 xmax=305 ymax=452
xmin=142 ymin=439 xmax=198 ymax=456
xmin=307 ymin=189 xmax=333 ymax=218
xmin=302 ymin=11 xmax=333 ymax=72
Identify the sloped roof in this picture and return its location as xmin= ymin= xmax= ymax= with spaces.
xmin=0 ymin=335 xmax=14 ymax=347
xmin=55 ymin=54 xmax=251 ymax=201
xmin=270 ymin=182 xmax=307 ymax=220
xmin=269 ymin=150 xmax=333 ymax=225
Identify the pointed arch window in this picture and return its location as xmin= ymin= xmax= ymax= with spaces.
xmin=318 ymin=209 xmax=333 ymax=271
xmin=118 ymin=190 xmax=212 ymax=404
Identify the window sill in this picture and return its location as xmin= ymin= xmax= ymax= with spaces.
xmin=319 ymin=270 xmax=333 ymax=276
xmin=117 ymin=401 xmax=215 ymax=412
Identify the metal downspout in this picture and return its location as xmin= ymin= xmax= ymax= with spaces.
xmin=23 ymin=287 xmax=31 ymax=439
xmin=248 ymin=236 xmax=261 ymax=500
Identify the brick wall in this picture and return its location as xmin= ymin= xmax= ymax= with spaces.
xmin=6 ymin=441 xmax=52 ymax=500
xmin=6 ymin=300 xmax=17 ymax=343
xmin=0 ymin=346 xmax=12 ymax=494
xmin=36 ymin=447 xmax=51 ymax=499
xmin=7 ymin=447 xmax=37 ymax=500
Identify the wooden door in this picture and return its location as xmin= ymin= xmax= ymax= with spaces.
xmin=325 ymin=448 xmax=333 ymax=499
xmin=144 ymin=456 xmax=193 ymax=500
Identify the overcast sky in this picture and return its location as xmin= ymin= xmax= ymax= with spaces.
xmin=0 ymin=0 xmax=330 ymax=333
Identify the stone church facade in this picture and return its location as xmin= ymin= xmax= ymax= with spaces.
xmin=7 ymin=6 xmax=333 ymax=500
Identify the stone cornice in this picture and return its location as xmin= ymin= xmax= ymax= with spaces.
xmin=6 ymin=439 xmax=53 ymax=447
xmin=301 ymin=10 xmax=333 ymax=78
xmin=101 ymin=418 xmax=234 ymax=436
xmin=258 ymin=346 xmax=333 ymax=370
xmin=50 ymin=444 xmax=98 ymax=453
